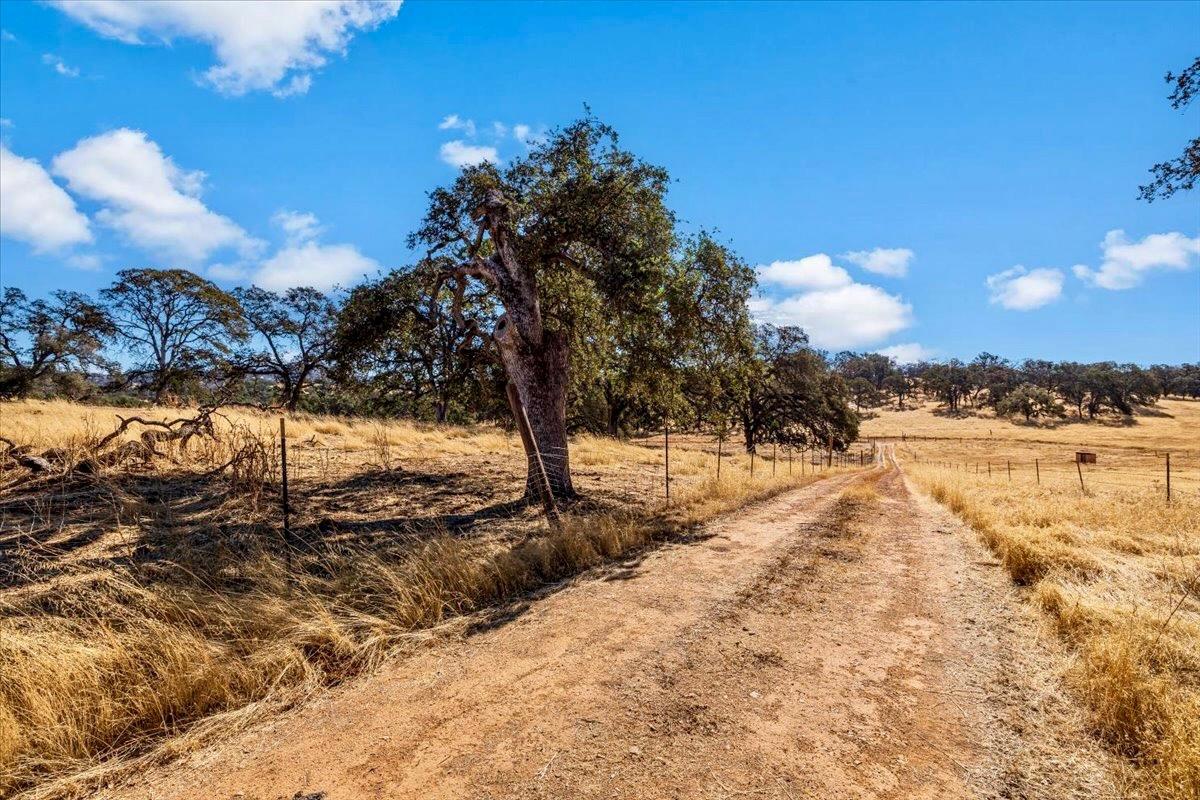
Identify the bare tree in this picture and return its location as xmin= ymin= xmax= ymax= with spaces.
xmin=101 ymin=268 xmax=246 ymax=403
xmin=234 ymin=286 xmax=339 ymax=411
xmin=0 ymin=288 xmax=114 ymax=398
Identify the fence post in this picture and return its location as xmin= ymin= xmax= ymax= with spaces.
xmin=772 ymin=442 xmax=777 ymax=476
xmin=751 ymin=448 xmax=756 ymax=478
xmin=664 ymin=419 xmax=670 ymax=506
xmin=1035 ymin=458 xmax=1040 ymax=486
xmin=716 ymin=433 xmax=723 ymax=481
xmin=1007 ymin=460 xmax=1011 ymax=482
xmin=1076 ymin=458 xmax=1085 ymax=493
xmin=789 ymin=446 xmax=793 ymax=475
xmin=988 ymin=461 xmax=991 ymax=478
xmin=1166 ymin=453 xmax=1171 ymax=503
xmin=279 ymin=417 xmax=293 ymax=566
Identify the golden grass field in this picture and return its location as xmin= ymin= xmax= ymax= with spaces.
xmin=3 ymin=397 xmax=1197 ymax=798
xmin=0 ymin=399 xmax=854 ymax=799
xmin=862 ymin=399 xmax=1199 ymax=799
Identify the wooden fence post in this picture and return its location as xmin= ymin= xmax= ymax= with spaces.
xmin=716 ymin=434 xmax=723 ymax=481
xmin=1035 ymin=458 xmax=1040 ymax=485
xmin=1166 ymin=453 xmax=1171 ymax=503
xmin=279 ymin=417 xmax=293 ymax=567
xmin=664 ymin=420 xmax=670 ymax=506
xmin=772 ymin=442 xmax=777 ymax=476
xmin=1076 ymin=458 xmax=1086 ymax=493
xmin=751 ymin=448 xmax=756 ymax=478
xmin=1007 ymin=460 xmax=1011 ymax=482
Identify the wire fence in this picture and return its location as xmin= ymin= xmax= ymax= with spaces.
xmin=885 ymin=437 xmax=1199 ymax=503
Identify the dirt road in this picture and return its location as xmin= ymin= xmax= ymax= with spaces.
xmin=104 ymin=466 xmax=1119 ymax=800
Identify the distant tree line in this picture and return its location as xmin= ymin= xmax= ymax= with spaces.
xmin=830 ymin=351 xmax=1200 ymax=421
xmin=3 ymin=271 xmax=1194 ymax=433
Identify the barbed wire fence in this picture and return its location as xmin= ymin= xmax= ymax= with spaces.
xmin=876 ymin=434 xmax=1198 ymax=504
xmin=267 ymin=395 xmax=908 ymax=535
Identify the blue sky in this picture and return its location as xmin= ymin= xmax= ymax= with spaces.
xmin=1 ymin=1 xmax=1197 ymax=364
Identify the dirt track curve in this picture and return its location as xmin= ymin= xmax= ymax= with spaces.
xmin=102 ymin=462 xmax=1120 ymax=800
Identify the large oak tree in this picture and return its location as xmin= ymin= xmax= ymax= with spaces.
xmin=411 ymin=116 xmax=676 ymax=498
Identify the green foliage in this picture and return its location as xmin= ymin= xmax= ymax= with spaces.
xmin=1139 ymin=56 xmax=1200 ymax=202
xmin=408 ymin=115 xmax=757 ymax=437
xmin=995 ymin=383 xmax=1065 ymax=422
xmin=334 ymin=264 xmax=499 ymax=422
xmin=733 ymin=325 xmax=858 ymax=453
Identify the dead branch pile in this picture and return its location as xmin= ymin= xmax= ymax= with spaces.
xmin=1 ymin=404 xmax=232 ymax=478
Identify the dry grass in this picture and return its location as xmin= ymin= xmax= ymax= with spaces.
xmin=0 ymin=399 xmax=850 ymax=798
xmin=862 ymin=397 xmax=1200 ymax=453
xmin=890 ymin=400 xmax=1200 ymax=800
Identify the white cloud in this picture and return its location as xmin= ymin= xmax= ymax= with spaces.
xmin=756 ymin=254 xmax=852 ymax=290
xmin=842 ymin=247 xmax=913 ymax=278
xmin=985 ymin=266 xmax=1064 ymax=311
xmin=52 ymin=128 xmax=261 ymax=263
xmin=751 ymin=282 xmax=913 ymax=350
xmin=1 ymin=29 xmax=17 ymax=42
xmin=512 ymin=123 xmax=547 ymax=147
xmin=254 ymin=240 xmax=378 ymax=292
xmin=1072 ymin=229 xmax=1200 ymax=290
xmin=272 ymin=74 xmax=313 ymax=99
xmin=246 ymin=210 xmax=378 ymax=291
xmin=439 ymin=140 xmax=499 ymax=168
xmin=0 ymin=144 xmax=93 ymax=252
xmin=438 ymin=114 xmax=476 ymax=137
xmin=67 ymin=253 xmax=103 ymax=271
xmin=875 ymin=342 xmax=933 ymax=364
xmin=273 ymin=209 xmax=323 ymax=245
xmin=0 ymin=118 xmax=12 ymax=129
xmin=42 ymin=53 xmax=81 ymax=77
xmin=207 ymin=262 xmax=248 ymax=281
xmin=49 ymin=0 xmax=401 ymax=97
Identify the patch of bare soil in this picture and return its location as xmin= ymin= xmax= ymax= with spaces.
xmin=99 ymin=467 xmax=1118 ymax=800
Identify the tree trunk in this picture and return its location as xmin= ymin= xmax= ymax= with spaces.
xmin=495 ymin=321 xmax=575 ymax=499
xmin=606 ymin=397 xmax=627 ymax=437
xmin=465 ymin=189 xmax=578 ymax=500
xmin=283 ymin=377 xmax=299 ymax=411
